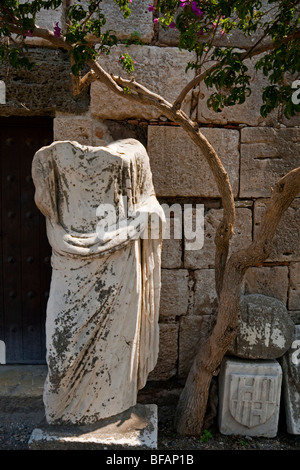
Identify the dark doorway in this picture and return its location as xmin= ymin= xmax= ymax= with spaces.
xmin=0 ymin=117 xmax=53 ymax=363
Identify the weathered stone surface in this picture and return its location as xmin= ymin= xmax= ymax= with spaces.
xmin=289 ymin=311 xmax=300 ymax=325
xmin=0 ymin=365 xmax=47 ymax=398
xmin=282 ymin=325 xmax=300 ymax=435
xmin=254 ymin=198 xmax=300 ymax=262
xmin=228 ymin=294 xmax=295 ymax=359
xmin=289 ymin=263 xmax=300 ymax=311
xmin=0 ymin=341 xmax=5 ymax=364
xmin=159 ymin=269 xmax=190 ymax=320
xmin=178 ymin=315 xmax=215 ymax=377
xmin=54 ymin=115 xmax=113 ymax=147
xmin=73 ymin=0 xmax=154 ymax=42
xmin=54 ymin=115 xmax=93 ymax=145
xmin=91 ymin=45 xmax=195 ymax=120
xmin=28 ymin=404 xmax=157 ymax=450
xmin=161 ymin=210 xmax=183 ymax=268
xmin=0 ymin=49 xmax=89 ymax=116
xmin=184 ymin=207 xmax=252 ymax=269
xmin=32 ymin=139 xmax=164 ymax=425
xmin=193 ymin=269 xmax=218 ymax=315
xmin=240 ymin=127 xmax=300 ymax=198
xmin=149 ymin=323 xmax=179 ymax=381
xmin=147 ymin=126 xmax=240 ymax=198
xmin=0 ymin=80 xmax=5 ymax=105
xmin=218 ymin=357 xmax=282 ymax=437
xmin=243 ymin=266 xmax=289 ymax=305
xmin=198 ymin=55 xmax=277 ymax=127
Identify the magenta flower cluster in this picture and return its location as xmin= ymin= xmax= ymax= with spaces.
xmin=53 ymin=22 xmax=61 ymax=38
xmin=180 ymin=0 xmax=203 ymax=16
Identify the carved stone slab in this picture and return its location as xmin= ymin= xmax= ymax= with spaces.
xmin=218 ymin=357 xmax=282 ymax=437
xmin=282 ymin=325 xmax=300 ymax=434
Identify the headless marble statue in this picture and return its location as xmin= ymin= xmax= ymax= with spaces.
xmin=32 ymin=138 xmax=165 ymax=425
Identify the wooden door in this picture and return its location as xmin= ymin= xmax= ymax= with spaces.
xmin=0 ymin=117 xmax=53 ymax=363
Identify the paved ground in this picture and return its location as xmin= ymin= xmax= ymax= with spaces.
xmin=1 ymin=397 xmax=300 ymax=452
xmin=0 ymin=366 xmax=300 ymax=453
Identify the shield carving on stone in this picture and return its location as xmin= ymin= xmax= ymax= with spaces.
xmin=229 ymin=374 xmax=278 ymax=428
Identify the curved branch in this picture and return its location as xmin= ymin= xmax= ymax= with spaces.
xmin=175 ymin=166 xmax=300 ymax=435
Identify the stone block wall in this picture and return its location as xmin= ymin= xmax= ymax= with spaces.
xmin=0 ymin=1 xmax=299 ymax=384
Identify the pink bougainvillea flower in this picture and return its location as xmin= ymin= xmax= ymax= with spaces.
xmin=169 ymin=21 xmax=176 ymax=28
xmin=53 ymin=22 xmax=61 ymax=38
xmin=148 ymin=4 xmax=155 ymax=11
xmin=179 ymin=0 xmax=187 ymax=6
xmin=191 ymin=1 xmax=203 ymax=16
xmin=153 ymin=18 xmax=159 ymax=23
xmin=24 ymin=30 xmax=33 ymax=37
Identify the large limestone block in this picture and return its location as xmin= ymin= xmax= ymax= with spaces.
xmin=159 ymin=269 xmax=190 ymax=320
xmin=161 ymin=210 xmax=183 ymax=268
xmin=147 ymin=126 xmax=240 ymax=198
xmin=228 ymin=294 xmax=295 ymax=360
xmin=218 ymin=357 xmax=282 ymax=437
xmin=184 ymin=207 xmax=252 ymax=269
xmin=243 ymin=266 xmax=289 ymax=305
xmin=178 ymin=315 xmax=215 ymax=377
xmin=72 ymin=0 xmax=154 ymax=42
xmin=282 ymin=325 xmax=300 ymax=434
xmin=289 ymin=263 xmax=300 ymax=311
xmin=254 ymin=198 xmax=300 ymax=262
xmin=193 ymin=269 xmax=218 ymax=315
xmin=240 ymin=127 xmax=300 ymax=198
xmin=90 ymin=45 xmax=195 ymax=120
xmin=149 ymin=323 xmax=179 ymax=381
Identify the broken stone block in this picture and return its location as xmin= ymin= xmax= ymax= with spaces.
xmin=228 ymin=294 xmax=295 ymax=360
xmin=282 ymin=325 xmax=300 ymax=435
xmin=218 ymin=357 xmax=282 ymax=437
xmin=28 ymin=404 xmax=157 ymax=450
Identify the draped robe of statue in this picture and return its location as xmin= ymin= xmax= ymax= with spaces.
xmin=32 ymin=138 xmax=165 ymax=425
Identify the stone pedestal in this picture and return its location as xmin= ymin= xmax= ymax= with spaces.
xmin=218 ymin=357 xmax=282 ymax=437
xmin=28 ymin=404 xmax=157 ymax=450
xmin=282 ymin=325 xmax=300 ymax=435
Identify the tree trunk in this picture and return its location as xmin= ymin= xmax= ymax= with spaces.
xmin=175 ymin=167 xmax=300 ymax=435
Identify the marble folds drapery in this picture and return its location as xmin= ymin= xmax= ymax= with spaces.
xmin=32 ymin=138 xmax=165 ymax=425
